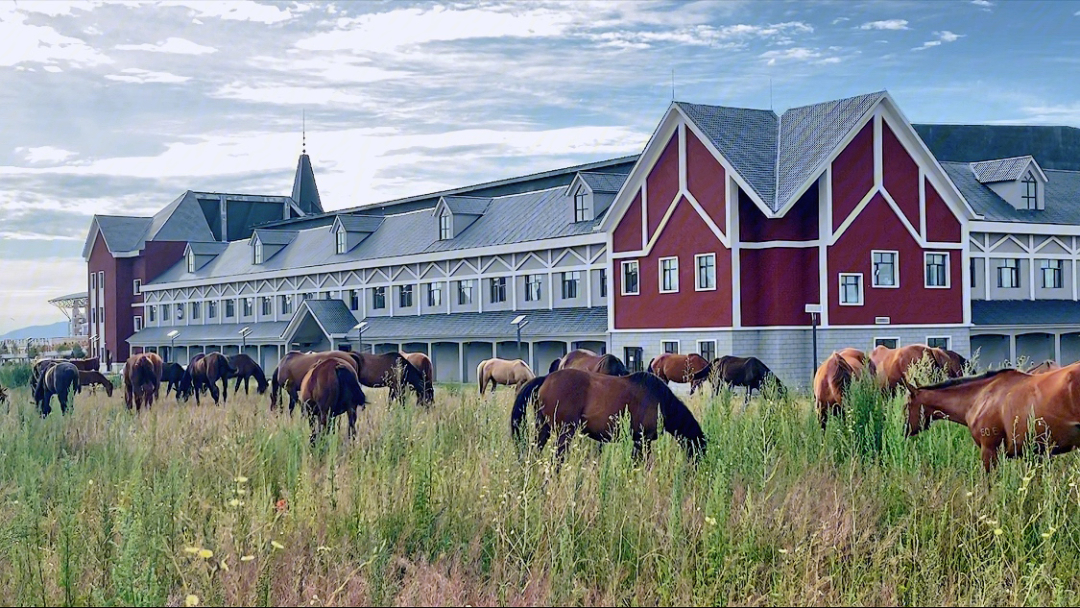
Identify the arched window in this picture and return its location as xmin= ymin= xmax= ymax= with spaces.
xmin=1022 ymin=172 xmax=1037 ymax=210
xmin=254 ymin=239 xmax=264 ymax=264
xmin=439 ymin=210 xmax=452 ymax=240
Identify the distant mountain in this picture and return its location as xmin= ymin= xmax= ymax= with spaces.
xmin=0 ymin=322 xmax=70 ymax=341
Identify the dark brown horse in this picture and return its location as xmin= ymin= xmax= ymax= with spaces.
xmin=30 ymin=358 xmax=58 ymax=397
xmin=70 ymin=356 xmax=100 ymax=372
xmin=512 ymin=369 xmax=706 ymax=463
xmin=711 ymin=355 xmax=784 ymax=401
xmin=0 ymin=384 xmax=8 ymax=407
xmin=272 ymin=350 xmax=361 ymax=413
xmin=300 ymin=359 xmax=367 ymax=444
xmin=552 ymin=349 xmax=630 ymax=376
xmin=36 ymin=361 xmax=80 ymax=417
xmin=901 ymin=364 xmax=1080 ymax=472
xmin=648 ymin=353 xmax=712 ymax=393
xmin=229 ymin=353 xmax=268 ymax=395
xmin=123 ymin=353 xmax=160 ymax=411
xmin=161 ymin=362 xmax=189 ymax=400
xmin=78 ymin=370 xmax=114 ymax=397
xmin=354 ymin=352 xmax=428 ymax=405
xmin=813 ymin=349 xmax=875 ymax=430
xmin=189 ymin=352 xmax=237 ymax=406
xmin=402 ymin=351 xmax=435 ymax=404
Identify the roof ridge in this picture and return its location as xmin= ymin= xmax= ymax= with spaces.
xmin=971 ymin=154 xmax=1035 ymax=164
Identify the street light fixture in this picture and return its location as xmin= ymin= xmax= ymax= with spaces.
xmin=238 ymin=326 xmax=252 ymax=351
xmin=353 ymin=320 xmax=368 ymax=353
xmin=167 ymin=329 xmax=180 ymax=363
xmin=511 ymin=315 xmax=529 ymax=361
xmin=804 ymin=304 xmax=821 ymax=385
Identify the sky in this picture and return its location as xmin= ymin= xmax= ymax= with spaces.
xmin=0 ymin=0 xmax=1078 ymax=335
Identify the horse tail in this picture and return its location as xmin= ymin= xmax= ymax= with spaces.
xmin=632 ymin=372 xmax=706 ymax=459
xmin=477 ymin=360 xmax=487 ymax=395
xmin=692 ymin=360 xmax=713 ymax=382
xmin=548 ymin=357 xmax=561 ymax=374
xmin=511 ymin=375 xmax=546 ymax=442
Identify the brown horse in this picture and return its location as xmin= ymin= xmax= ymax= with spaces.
xmin=1028 ymin=359 xmax=1061 ymax=374
xmin=229 ymin=353 xmax=269 ymax=395
xmin=813 ymin=349 xmax=875 ymax=429
xmin=123 ymin=353 xmax=160 ymax=411
xmin=0 ymin=384 xmax=8 ymax=407
xmin=188 ymin=352 xmax=237 ymax=406
xmin=30 ymin=358 xmax=58 ymax=397
xmin=901 ymin=364 xmax=1080 ymax=472
xmin=553 ymin=349 xmax=630 ymax=376
xmin=401 ymin=352 xmax=436 ymax=404
xmin=511 ymin=369 xmax=706 ymax=463
xmin=711 ymin=355 xmax=784 ymax=401
xmin=272 ymin=350 xmax=361 ymax=413
xmin=870 ymin=344 xmax=964 ymax=392
xmin=478 ymin=358 xmax=536 ymax=395
xmin=36 ymin=361 xmax=80 ymax=417
xmin=648 ymin=353 xmax=711 ymax=393
xmin=300 ymin=359 xmax=367 ymax=444
xmin=354 ymin=352 xmax=428 ymax=405
xmin=78 ymin=370 xmax=114 ymax=397
xmin=161 ymin=362 xmax=188 ymax=400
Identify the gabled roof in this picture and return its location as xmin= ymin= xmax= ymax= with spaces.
xmin=942 ymin=163 xmax=1080 ymax=224
xmin=970 ymin=156 xmax=1045 ymax=184
xmin=575 ymin=172 xmax=627 ymax=194
xmin=438 ymin=196 xmax=492 ymax=216
xmin=83 ymin=215 xmax=153 ymax=258
xmin=676 ymin=102 xmax=778 ymax=204
xmin=333 ymin=214 xmax=384 ymax=233
xmin=147 ymin=191 xmax=216 ymax=243
xmin=250 ymin=228 xmax=298 ymax=246
xmin=281 ymin=299 xmax=357 ymax=341
xmin=185 ymin=241 xmax=229 ymax=256
xmin=291 ymin=153 xmax=323 ymax=215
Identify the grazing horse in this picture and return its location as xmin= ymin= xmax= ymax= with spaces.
xmin=511 ymin=369 xmax=706 ymax=463
xmin=78 ymin=370 xmax=114 ymax=397
xmin=300 ymin=359 xmax=367 ymax=444
xmin=937 ymin=348 xmax=968 ymax=377
xmin=1029 ymin=360 xmax=1061 ymax=374
xmin=648 ymin=353 xmax=711 ymax=393
xmin=401 ymin=352 xmax=436 ymax=404
xmin=189 ymin=352 xmax=236 ymax=406
xmin=711 ymin=355 xmax=784 ymax=401
xmin=229 ymin=353 xmax=269 ymax=395
xmin=901 ymin=364 xmax=1080 ymax=472
xmin=553 ymin=349 xmax=630 ymax=376
xmin=161 ymin=362 xmax=189 ymax=400
xmin=813 ymin=349 xmax=875 ymax=429
xmin=354 ymin=352 xmax=428 ymax=405
xmin=477 ymin=358 xmax=536 ymax=395
xmin=870 ymin=344 xmax=964 ymax=392
xmin=123 ymin=353 xmax=160 ymax=411
xmin=36 ymin=361 xmax=80 ymax=417
xmin=272 ymin=350 xmax=361 ymax=413
xmin=0 ymin=384 xmax=8 ymax=408
xmin=30 ymin=358 xmax=58 ymax=397
xmin=70 ymin=356 xmax=100 ymax=372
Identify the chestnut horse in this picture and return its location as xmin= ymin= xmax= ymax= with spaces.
xmin=711 ymin=355 xmax=784 ymax=401
xmin=300 ymin=359 xmax=367 ymax=444
xmin=36 ymin=361 xmax=80 ymax=417
xmin=478 ymin=358 xmax=535 ymax=395
xmin=813 ymin=348 xmax=875 ymax=429
xmin=229 ymin=353 xmax=269 ymax=395
xmin=511 ymin=369 xmax=706 ymax=463
xmin=78 ymin=370 xmax=114 ymax=397
xmin=189 ymin=352 xmax=237 ymax=406
xmin=648 ymin=353 xmax=711 ymax=394
xmin=354 ymin=352 xmax=428 ymax=405
xmin=272 ymin=350 xmax=361 ymax=413
xmin=402 ymin=352 xmax=436 ymax=404
xmin=901 ymin=364 xmax=1080 ymax=472
xmin=553 ymin=349 xmax=630 ymax=376
xmin=123 ymin=353 xmax=160 ymax=411
xmin=1028 ymin=360 xmax=1061 ymax=374
xmin=870 ymin=344 xmax=965 ymax=392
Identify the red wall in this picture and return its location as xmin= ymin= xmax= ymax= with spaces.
xmin=686 ymin=132 xmax=726 ymax=233
xmin=646 ymin=135 xmax=680 ymax=238
xmin=614 ymin=195 xmax=731 ymax=329
xmin=740 ymin=247 xmax=819 ymax=326
xmin=613 ymin=192 xmax=642 ymax=253
xmin=740 ymin=184 xmax=819 ymax=242
xmin=831 ymin=123 xmax=874 ymax=232
xmin=925 ymin=179 xmax=961 ymax=242
xmin=882 ymin=122 xmax=920 ymax=229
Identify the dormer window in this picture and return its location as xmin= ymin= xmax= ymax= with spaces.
xmin=574 ymin=189 xmax=588 ymax=222
xmin=254 ymin=239 xmax=264 ymax=264
xmin=187 ymin=250 xmax=195 ymax=273
xmin=439 ymin=210 xmax=452 ymax=240
xmin=1022 ymin=172 xmax=1037 ymax=210
xmin=336 ymin=229 xmax=347 ymax=254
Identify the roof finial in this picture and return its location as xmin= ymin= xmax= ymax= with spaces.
xmin=302 ymin=109 xmax=306 ymax=155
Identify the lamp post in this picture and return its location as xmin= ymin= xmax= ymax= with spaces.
xmin=353 ymin=320 xmax=368 ymax=354
xmin=511 ymin=314 xmax=529 ymax=362
xmin=239 ymin=327 xmax=251 ymax=352
xmin=804 ymin=304 xmax=821 ymax=385
xmin=166 ymin=329 xmax=179 ymax=363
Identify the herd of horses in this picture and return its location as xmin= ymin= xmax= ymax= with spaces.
xmin=10 ymin=339 xmax=1080 ymax=474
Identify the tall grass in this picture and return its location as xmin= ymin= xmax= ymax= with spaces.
xmin=0 ymin=376 xmax=1078 ymax=606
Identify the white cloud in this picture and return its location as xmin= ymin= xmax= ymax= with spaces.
xmin=159 ymin=0 xmax=294 ymax=24
xmin=759 ymin=47 xmax=839 ymax=66
xmin=971 ymin=0 xmax=993 ymax=6
xmin=0 ymin=8 xmax=112 ymax=67
xmin=15 ymin=146 xmax=78 ymax=164
xmin=913 ymin=30 xmax=963 ymax=51
xmin=0 ymin=231 xmax=83 ymax=241
xmin=832 ymin=17 xmax=850 ymax=25
xmin=44 ymin=65 xmax=63 ymax=73
xmin=0 ymin=257 xmax=85 ymax=335
xmin=994 ymin=103 xmax=1080 ymax=125
xmin=105 ymin=68 xmax=192 ymax=84
xmin=858 ymin=20 xmax=909 ymax=30
xmin=115 ymin=37 xmax=218 ymax=55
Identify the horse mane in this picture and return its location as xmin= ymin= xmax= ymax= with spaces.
xmin=626 ymin=372 xmax=706 ymax=448
xmin=598 ymin=354 xmax=630 ymax=376
xmin=915 ymin=367 xmax=1013 ymax=391
xmin=548 ymin=358 xmax=561 ymax=374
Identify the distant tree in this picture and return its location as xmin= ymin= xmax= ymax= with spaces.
xmin=26 ymin=345 xmax=40 ymax=359
xmin=71 ymin=344 xmax=86 ymax=358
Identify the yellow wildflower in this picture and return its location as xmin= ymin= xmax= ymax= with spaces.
xmin=235 ymin=476 xmax=249 ymax=484
xmin=185 ymin=595 xmax=199 ymax=607
xmin=198 ymin=549 xmax=213 ymax=559
xmin=271 ymin=541 xmax=285 ymax=550
xmin=240 ymin=555 xmax=255 ymax=562
xmin=183 ymin=547 xmax=200 ymax=555
xmin=994 ymin=528 xmax=1003 ymax=536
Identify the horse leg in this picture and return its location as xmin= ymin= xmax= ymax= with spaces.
xmin=221 ymin=377 xmax=228 ymax=404
xmin=554 ymin=424 xmax=575 ymax=468
xmin=234 ymin=375 xmax=242 ymax=395
xmin=347 ymin=407 xmax=358 ymax=441
xmin=208 ymin=380 xmax=220 ymax=405
xmin=244 ymin=376 xmax=250 ymax=395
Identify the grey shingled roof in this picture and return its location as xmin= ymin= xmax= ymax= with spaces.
xmin=358 ymin=307 xmax=607 ymax=340
xmin=942 ymin=163 xmax=1080 ymax=224
xmin=441 ymin=196 xmax=492 ymax=215
xmin=676 ymin=91 xmax=886 ymax=212
xmin=95 ymin=216 xmax=152 ymax=254
xmin=336 ymin=215 xmax=384 ymax=233
xmin=187 ymin=242 xmax=229 ymax=256
xmin=291 ymin=153 xmax=323 ymax=215
xmin=253 ymin=229 xmax=298 ymax=246
xmin=971 ymin=156 xmax=1037 ymax=183
xmin=147 ymin=192 xmax=216 ymax=243
xmin=973 ymin=300 xmax=1080 ymax=326
xmin=127 ymin=322 xmax=290 ymax=346
xmin=578 ymin=172 xmax=626 ymax=193
xmin=296 ymin=299 xmax=359 ymax=336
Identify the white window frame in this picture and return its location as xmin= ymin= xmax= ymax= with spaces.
xmin=372 ymin=286 xmax=386 ymax=309
xmin=398 ymin=284 xmax=414 ymax=308
xmin=924 ymin=252 xmax=951 ymax=289
xmin=599 ymin=268 xmax=607 ymax=298
xmin=561 ymin=271 xmax=580 ymax=300
xmin=90 ymin=273 xmax=96 ymax=290
xmin=696 ymin=339 xmax=716 ymax=362
xmin=336 ymin=229 xmax=348 ymax=254
xmin=525 ymin=275 xmax=541 ymax=302
xmin=191 ymin=301 xmax=200 ymax=319
xmin=871 ymin=250 xmax=899 ymax=288
xmin=1040 ymin=258 xmax=1063 ymax=289
xmin=573 ymin=188 xmax=588 ymax=222
xmin=659 ymin=257 xmax=679 ymax=293
xmin=133 ymin=315 xmax=143 ymax=332
xmin=147 ymin=306 xmax=155 ymax=323
xmin=262 ymin=296 xmax=273 ymax=316
xmin=242 ymin=297 xmax=254 ymax=317
xmin=838 ymin=273 xmax=864 ymax=306
xmin=695 ymin=253 xmax=716 ymax=291
xmin=621 ymin=261 xmax=640 ymax=296
xmin=997 ymin=258 xmax=1020 ymax=289
xmin=133 ymin=279 xmax=141 ymax=295
xmin=873 ymin=337 xmax=900 ymax=349
xmin=427 ymin=283 xmax=442 ymax=307
xmin=97 ymin=270 xmax=104 ymax=289
xmin=187 ymin=251 xmax=195 ymax=273
xmin=253 ymin=240 xmax=263 ymax=265
xmin=661 ymin=340 xmax=679 ymax=354
xmin=439 ymin=210 xmax=452 ymax=240
xmin=926 ymin=336 xmax=951 ymax=350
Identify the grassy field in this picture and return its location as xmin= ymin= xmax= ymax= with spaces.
xmin=0 ymin=364 xmax=1079 ymax=607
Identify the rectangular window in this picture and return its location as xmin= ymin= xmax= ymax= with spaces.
xmin=187 ymin=252 xmax=195 ymax=273
xmin=624 ymin=347 xmax=644 ymax=373
xmin=162 ymin=304 xmax=170 ymax=321
xmin=90 ymin=273 xmax=96 ymax=290
xmin=262 ymin=296 xmax=273 ymax=316
xmin=925 ymin=252 xmax=949 ymax=288
xmin=336 ymin=230 xmax=348 ymax=254
xmin=997 ymin=259 xmax=1019 ymax=288
xmin=427 ymin=283 xmax=442 ymax=307
xmin=561 ymin=271 xmax=580 ymax=300
xmin=175 ymin=303 xmax=184 ymax=321
xmin=398 ymin=284 xmax=414 ymax=308
xmin=133 ymin=316 xmax=143 ymax=332
xmin=621 ymin=261 xmax=639 ymax=295
xmin=970 ymin=258 xmax=977 ymax=288
xmin=253 ymin=240 xmax=263 ymax=264
xmin=927 ymin=336 xmax=951 ymax=350
xmin=97 ymin=271 xmax=104 ymax=290
xmin=373 ymin=287 xmax=386 ymax=310
xmin=489 ymin=277 xmax=506 ymax=303
xmin=697 ymin=340 xmax=716 ymax=363
xmin=91 ymin=307 xmax=96 ymax=324
xmin=439 ymin=210 xmax=452 ymax=240
xmin=147 ymin=306 xmax=155 ymax=323
xmin=573 ymin=190 xmax=587 ymax=222
xmin=839 ymin=273 xmax=863 ymax=306
xmin=660 ymin=257 xmax=679 ymax=293
xmin=872 ymin=250 xmax=898 ymax=288
xmin=208 ymin=300 xmax=218 ymax=319
xmin=662 ymin=340 xmax=679 ymax=354
xmin=243 ymin=297 xmax=253 ymax=317
xmin=225 ymin=299 xmax=235 ymax=318
xmin=279 ymin=295 xmax=292 ymax=315
xmin=1041 ymin=259 xmax=1063 ymax=289
xmin=695 ymin=253 xmax=716 ymax=291
xmin=525 ymin=275 xmax=542 ymax=302
xmin=599 ymin=268 xmax=607 ymax=298
xmin=457 ymin=280 xmax=473 ymax=305
xmin=874 ymin=338 xmax=899 ymax=349
xmin=191 ymin=301 xmax=200 ymax=319
xmin=349 ymin=289 xmax=359 ymax=311
xmin=133 ymin=279 xmax=141 ymax=295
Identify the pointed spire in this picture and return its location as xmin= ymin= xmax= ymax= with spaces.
xmin=302 ymin=109 xmax=306 ymax=155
